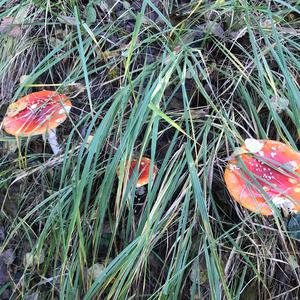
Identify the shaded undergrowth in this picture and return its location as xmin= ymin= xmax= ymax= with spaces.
xmin=1 ymin=0 xmax=300 ymax=299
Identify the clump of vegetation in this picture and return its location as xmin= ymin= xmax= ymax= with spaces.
xmin=1 ymin=0 xmax=300 ymax=299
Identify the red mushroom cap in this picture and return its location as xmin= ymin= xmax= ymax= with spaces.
xmin=2 ymin=90 xmax=72 ymax=137
xmin=224 ymin=139 xmax=300 ymax=215
xmin=118 ymin=157 xmax=158 ymax=187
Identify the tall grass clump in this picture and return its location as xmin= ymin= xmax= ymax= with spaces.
xmin=0 ymin=0 xmax=300 ymax=299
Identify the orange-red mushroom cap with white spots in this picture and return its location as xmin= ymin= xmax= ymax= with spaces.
xmin=224 ymin=139 xmax=300 ymax=216
xmin=2 ymin=90 xmax=72 ymax=137
xmin=117 ymin=157 xmax=158 ymax=187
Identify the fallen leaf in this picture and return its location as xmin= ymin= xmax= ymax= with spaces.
xmin=23 ymin=250 xmax=45 ymax=268
xmin=86 ymin=4 xmax=97 ymax=24
xmin=0 ymin=17 xmax=13 ymax=32
xmin=122 ymin=1 xmax=130 ymax=10
xmin=94 ymin=0 xmax=111 ymax=12
xmin=0 ymin=17 xmax=22 ymax=38
xmin=229 ymin=27 xmax=248 ymax=40
xmin=8 ymin=26 xmax=22 ymax=38
xmin=0 ymin=249 xmax=15 ymax=285
xmin=189 ymin=260 xmax=208 ymax=286
xmin=19 ymin=75 xmax=31 ymax=85
xmin=2 ymin=249 xmax=15 ymax=266
xmin=57 ymin=14 xmax=77 ymax=26
xmin=24 ymin=291 xmax=39 ymax=300
xmin=164 ymin=45 xmax=181 ymax=65
xmin=88 ymin=263 xmax=105 ymax=281
xmin=3 ymin=139 xmax=18 ymax=153
xmin=85 ymin=135 xmax=94 ymax=149
xmin=206 ymin=21 xmax=225 ymax=38
xmin=260 ymin=18 xmax=276 ymax=29
xmin=270 ymin=95 xmax=289 ymax=113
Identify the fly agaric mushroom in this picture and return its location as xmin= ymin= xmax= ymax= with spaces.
xmin=224 ymin=139 xmax=300 ymax=216
xmin=117 ymin=157 xmax=158 ymax=187
xmin=2 ymin=90 xmax=72 ymax=154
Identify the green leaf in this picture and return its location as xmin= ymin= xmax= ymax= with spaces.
xmin=86 ymin=4 xmax=97 ymax=24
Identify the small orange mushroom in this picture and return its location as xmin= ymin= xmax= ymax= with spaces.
xmin=117 ymin=157 xmax=158 ymax=187
xmin=224 ymin=139 xmax=300 ymax=215
xmin=2 ymin=90 xmax=72 ymax=154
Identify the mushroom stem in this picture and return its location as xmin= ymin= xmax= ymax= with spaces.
xmin=47 ymin=129 xmax=60 ymax=154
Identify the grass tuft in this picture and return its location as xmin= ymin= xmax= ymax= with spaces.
xmin=1 ymin=0 xmax=300 ymax=299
